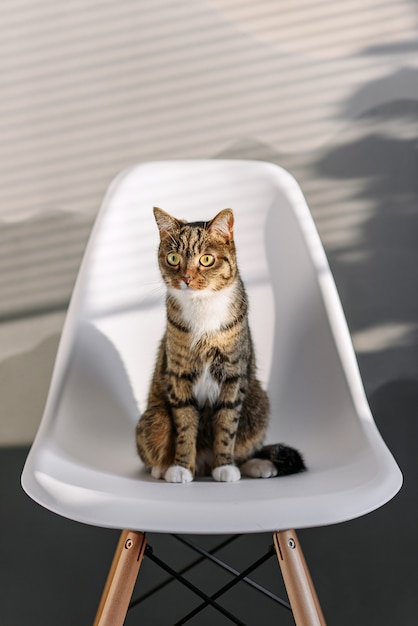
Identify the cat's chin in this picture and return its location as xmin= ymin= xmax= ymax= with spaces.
xmin=170 ymin=285 xmax=211 ymax=298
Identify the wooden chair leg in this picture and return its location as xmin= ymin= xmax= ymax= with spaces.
xmin=94 ymin=530 xmax=147 ymax=626
xmin=273 ymin=530 xmax=326 ymax=626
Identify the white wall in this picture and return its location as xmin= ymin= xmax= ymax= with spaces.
xmin=1 ymin=0 xmax=418 ymax=443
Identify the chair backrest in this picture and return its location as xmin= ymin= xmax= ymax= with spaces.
xmin=46 ymin=160 xmax=369 ymax=468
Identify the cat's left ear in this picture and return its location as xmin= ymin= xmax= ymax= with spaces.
xmin=153 ymin=207 xmax=183 ymax=241
xmin=208 ymin=209 xmax=234 ymax=243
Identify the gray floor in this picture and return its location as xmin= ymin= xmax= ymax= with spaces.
xmin=1 ymin=380 xmax=417 ymax=626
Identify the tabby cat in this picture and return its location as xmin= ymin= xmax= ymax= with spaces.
xmin=136 ymin=207 xmax=305 ymax=482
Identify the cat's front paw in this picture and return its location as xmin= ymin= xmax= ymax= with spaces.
xmin=240 ymin=458 xmax=278 ymax=478
xmin=164 ymin=465 xmax=193 ymax=483
xmin=212 ymin=464 xmax=241 ymax=482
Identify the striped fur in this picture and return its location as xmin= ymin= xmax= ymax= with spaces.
xmin=136 ymin=208 xmax=305 ymax=482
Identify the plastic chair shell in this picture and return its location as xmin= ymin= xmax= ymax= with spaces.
xmin=21 ymin=160 xmax=402 ymax=533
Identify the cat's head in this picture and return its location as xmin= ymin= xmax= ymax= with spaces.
xmin=154 ymin=207 xmax=238 ymax=293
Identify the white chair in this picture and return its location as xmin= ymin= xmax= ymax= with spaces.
xmin=22 ymin=160 xmax=402 ymax=625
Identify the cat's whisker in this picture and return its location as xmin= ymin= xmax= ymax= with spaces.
xmin=133 ymin=282 xmax=167 ymax=308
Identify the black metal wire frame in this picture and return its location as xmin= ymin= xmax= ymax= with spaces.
xmin=129 ymin=534 xmax=291 ymax=625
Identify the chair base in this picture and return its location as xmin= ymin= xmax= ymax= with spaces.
xmin=94 ymin=529 xmax=326 ymax=626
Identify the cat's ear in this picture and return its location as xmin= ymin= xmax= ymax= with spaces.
xmin=153 ymin=207 xmax=182 ymax=241
xmin=208 ymin=209 xmax=234 ymax=243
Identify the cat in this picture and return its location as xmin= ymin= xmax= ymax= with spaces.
xmin=136 ymin=207 xmax=305 ymax=483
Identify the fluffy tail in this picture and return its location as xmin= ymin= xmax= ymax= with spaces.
xmin=254 ymin=443 xmax=306 ymax=476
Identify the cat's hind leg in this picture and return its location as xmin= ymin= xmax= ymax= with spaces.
xmin=239 ymin=458 xmax=278 ymax=478
xmin=136 ymin=405 xmax=175 ymax=478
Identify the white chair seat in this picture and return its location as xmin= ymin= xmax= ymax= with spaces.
xmin=22 ymin=160 xmax=402 ymax=534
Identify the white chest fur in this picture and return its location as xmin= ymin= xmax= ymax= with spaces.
xmin=168 ymin=282 xmax=237 ymax=407
xmin=193 ymin=363 xmax=220 ymax=407
xmin=168 ymin=281 xmax=236 ymax=344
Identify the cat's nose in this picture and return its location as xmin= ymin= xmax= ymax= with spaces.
xmin=182 ymin=275 xmax=193 ymax=286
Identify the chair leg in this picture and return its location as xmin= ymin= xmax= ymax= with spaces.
xmin=273 ymin=530 xmax=326 ymax=626
xmin=94 ymin=530 xmax=147 ymax=626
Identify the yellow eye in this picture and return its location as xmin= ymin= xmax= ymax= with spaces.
xmin=167 ymin=253 xmax=180 ymax=266
xmin=200 ymin=254 xmax=215 ymax=267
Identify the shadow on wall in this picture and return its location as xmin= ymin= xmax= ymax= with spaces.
xmin=317 ymin=99 xmax=418 ymax=323
xmin=314 ymin=69 xmax=418 ymax=393
xmin=0 ymin=210 xmax=93 ymax=322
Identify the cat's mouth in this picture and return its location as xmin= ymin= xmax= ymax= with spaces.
xmin=173 ymin=282 xmax=210 ymax=297
xmin=179 ymin=279 xmax=203 ymax=292
xmin=179 ymin=275 xmax=198 ymax=290
xmin=179 ymin=281 xmax=193 ymax=291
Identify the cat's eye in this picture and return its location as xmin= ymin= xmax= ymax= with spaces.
xmin=200 ymin=254 xmax=215 ymax=267
xmin=167 ymin=253 xmax=181 ymax=266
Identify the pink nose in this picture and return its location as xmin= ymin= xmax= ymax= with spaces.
xmin=182 ymin=275 xmax=192 ymax=286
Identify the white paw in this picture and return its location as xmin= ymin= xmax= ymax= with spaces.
xmin=240 ymin=458 xmax=278 ymax=478
xmin=164 ymin=465 xmax=193 ymax=483
xmin=151 ymin=466 xmax=164 ymax=480
xmin=212 ymin=464 xmax=241 ymax=482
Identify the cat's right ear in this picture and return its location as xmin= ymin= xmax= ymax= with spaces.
xmin=153 ymin=207 xmax=182 ymax=241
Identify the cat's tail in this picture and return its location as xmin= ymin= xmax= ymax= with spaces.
xmin=253 ymin=443 xmax=306 ymax=476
